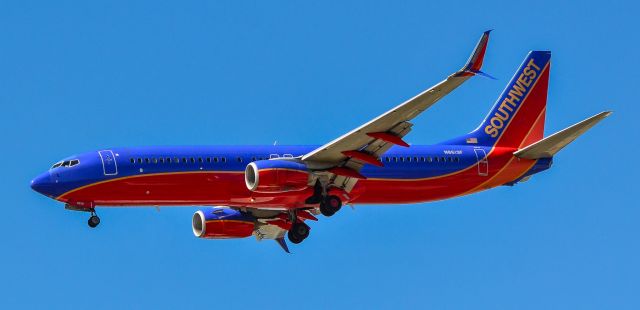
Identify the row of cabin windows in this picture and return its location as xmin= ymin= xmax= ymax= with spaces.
xmin=128 ymin=156 xmax=275 ymax=165
xmin=383 ymin=156 xmax=460 ymax=163
xmin=127 ymin=155 xmax=460 ymax=165
xmin=130 ymin=157 xmax=230 ymax=165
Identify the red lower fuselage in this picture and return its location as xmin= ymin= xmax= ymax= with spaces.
xmin=34 ymin=144 xmax=547 ymax=210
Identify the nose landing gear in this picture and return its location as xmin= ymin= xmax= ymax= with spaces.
xmin=65 ymin=204 xmax=101 ymax=228
xmin=88 ymin=209 xmax=100 ymax=228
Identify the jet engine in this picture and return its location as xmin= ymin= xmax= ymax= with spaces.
xmin=192 ymin=207 xmax=255 ymax=239
xmin=244 ymin=160 xmax=310 ymax=193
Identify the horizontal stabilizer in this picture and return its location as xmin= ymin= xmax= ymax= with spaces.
xmin=514 ymin=111 xmax=612 ymax=159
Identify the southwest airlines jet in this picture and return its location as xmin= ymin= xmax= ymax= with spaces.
xmin=30 ymin=31 xmax=611 ymax=252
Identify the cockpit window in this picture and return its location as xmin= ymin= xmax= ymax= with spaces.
xmin=51 ymin=159 xmax=79 ymax=169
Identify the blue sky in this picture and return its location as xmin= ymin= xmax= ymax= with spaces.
xmin=2 ymin=1 xmax=638 ymax=309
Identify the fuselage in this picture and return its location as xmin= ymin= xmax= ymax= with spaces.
xmin=30 ymin=144 xmax=552 ymax=210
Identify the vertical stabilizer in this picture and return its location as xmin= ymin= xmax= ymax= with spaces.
xmin=446 ymin=51 xmax=551 ymax=148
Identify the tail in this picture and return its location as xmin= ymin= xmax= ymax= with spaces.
xmin=448 ymin=51 xmax=552 ymax=148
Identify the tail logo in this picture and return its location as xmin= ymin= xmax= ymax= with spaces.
xmin=484 ymin=58 xmax=542 ymax=138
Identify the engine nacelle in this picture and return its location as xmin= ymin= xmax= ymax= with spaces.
xmin=244 ymin=160 xmax=310 ymax=193
xmin=192 ymin=207 xmax=255 ymax=239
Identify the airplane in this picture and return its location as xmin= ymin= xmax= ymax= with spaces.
xmin=30 ymin=31 xmax=611 ymax=252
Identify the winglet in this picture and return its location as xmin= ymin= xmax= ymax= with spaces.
xmin=514 ymin=111 xmax=612 ymax=159
xmin=275 ymin=237 xmax=290 ymax=253
xmin=455 ymin=30 xmax=493 ymax=78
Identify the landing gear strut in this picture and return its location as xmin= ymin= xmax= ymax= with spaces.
xmin=304 ymin=181 xmax=324 ymax=205
xmin=287 ymin=222 xmax=310 ymax=244
xmin=306 ymin=180 xmax=343 ymax=217
xmin=319 ymin=195 xmax=342 ymax=217
xmin=88 ymin=209 xmax=100 ymax=228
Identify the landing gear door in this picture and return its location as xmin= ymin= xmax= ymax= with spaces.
xmin=473 ymin=148 xmax=489 ymax=176
xmin=98 ymin=150 xmax=118 ymax=176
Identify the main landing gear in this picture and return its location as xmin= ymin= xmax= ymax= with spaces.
xmin=306 ymin=181 xmax=343 ymax=217
xmin=286 ymin=210 xmax=311 ymax=244
xmin=88 ymin=209 xmax=100 ymax=228
xmin=287 ymin=222 xmax=310 ymax=244
xmin=319 ymin=195 xmax=342 ymax=217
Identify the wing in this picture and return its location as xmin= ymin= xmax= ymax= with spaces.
xmin=301 ymin=31 xmax=493 ymax=191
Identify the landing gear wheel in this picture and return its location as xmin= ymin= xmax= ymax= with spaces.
xmin=287 ymin=222 xmax=310 ymax=244
xmin=319 ymin=195 xmax=342 ymax=217
xmin=88 ymin=210 xmax=100 ymax=228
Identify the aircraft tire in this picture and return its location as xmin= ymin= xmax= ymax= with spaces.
xmin=320 ymin=195 xmax=342 ymax=217
xmin=288 ymin=222 xmax=310 ymax=244
xmin=88 ymin=215 xmax=100 ymax=228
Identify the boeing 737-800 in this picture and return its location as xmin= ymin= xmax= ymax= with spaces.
xmin=30 ymin=31 xmax=611 ymax=252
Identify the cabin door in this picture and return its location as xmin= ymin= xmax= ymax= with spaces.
xmin=98 ymin=150 xmax=118 ymax=176
xmin=473 ymin=148 xmax=489 ymax=176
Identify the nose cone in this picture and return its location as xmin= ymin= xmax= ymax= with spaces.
xmin=31 ymin=172 xmax=54 ymax=197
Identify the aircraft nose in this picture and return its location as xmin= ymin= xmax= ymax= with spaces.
xmin=30 ymin=171 xmax=54 ymax=196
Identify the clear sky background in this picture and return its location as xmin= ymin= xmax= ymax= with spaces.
xmin=1 ymin=1 xmax=638 ymax=309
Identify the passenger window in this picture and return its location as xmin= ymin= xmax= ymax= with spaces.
xmin=198 ymin=157 xmax=203 ymax=163
xmin=174 ymin=157 xmax=179 ymax=163
xmin=206 ymin=158 xmax=211 ymax=163
xmin=441 ymin=157 xmax=446 ymax=162
xmin=153 ymin=158 xmax=158 ymax=164
xmin=394 ymin=157 xmax=398 ymax=163
xmin=167 ymin=157 xmax=172 ymax=163
xmin=251 ymin=157 xmax=256 ymax=162
xmin=130 ymin=158 xmax=134 ymax=164
xmin=222 ymin=158 xmax=226 ymax=163
xmin=137 ymin=158 xmax=142 ymax=163
xmin=159 ymin=158 xmax=164 ymax=164
xmin=214 ymin=157 xmax=218 ymax=163
xmin=427 ymin=157 xmax=433 ymax=163
xmin=190 ymin=158 xmax=195 ymax=163
xmin=145 ymin=158 xmax=150 ymax=164
xmin=182 ymin=158 xmax=187 ymax=163
xmin=237 ymin=157 xmax=243 ymax=163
